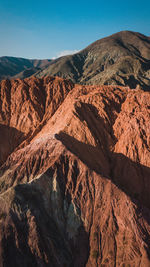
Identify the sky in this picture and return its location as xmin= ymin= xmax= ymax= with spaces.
xmin=0 ymin=0 xmax=150 ymax=59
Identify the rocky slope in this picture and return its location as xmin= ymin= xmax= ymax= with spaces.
xmin=0 ymin=57 xmax=51 ymax=80
xmin=35 ymin=31 xmax=150 ymax=90
xmin=1 ymin=31 xmax=150 ymax=91
xmin=0 ymin=76 xmax=150 ymax=266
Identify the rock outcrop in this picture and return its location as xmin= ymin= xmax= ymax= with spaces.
xmin=0 ymin=76 xmax=150 ymax=266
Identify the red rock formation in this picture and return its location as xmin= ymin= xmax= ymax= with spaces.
xmin=0 ymin=76 xmax=150 ymax=266
xmin=0 ymin=76 xmax=73 ymax=165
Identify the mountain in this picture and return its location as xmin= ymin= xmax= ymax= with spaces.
xmin=0 ymin=76 xmax=150 ymax=266
xmin=0 ymin=56 xmax=51 ymax=80
xmin=1 ymin=31 xmax=150 ymax=90
xmin=35 ymin=31 xmax=150 ymax=90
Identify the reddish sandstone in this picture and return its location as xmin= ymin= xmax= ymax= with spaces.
xmin=0 ymin=77 xmax=150 ymax=266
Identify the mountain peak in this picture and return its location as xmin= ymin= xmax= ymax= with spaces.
xmin=1 ymin=31 xmax=150 ymax=90
xmin=35 ymin=31 xmax=150 ymax=90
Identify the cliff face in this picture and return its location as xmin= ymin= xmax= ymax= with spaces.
xmin=0 ymin=77 xmax=150 ymax=266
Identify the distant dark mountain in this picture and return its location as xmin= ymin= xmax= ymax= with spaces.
xmin=35 ymin=31 xmax=150 ymax=90
xmin=0 ymin=56 xmax=51 ymax=80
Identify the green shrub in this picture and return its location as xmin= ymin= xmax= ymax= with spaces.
xmin=92 ymin=250 xmax=98 ymax=259
xmin=104 ymin=258 xmax=109 ymax=263
xmin=0 ymin=212 xmax=6 ymax=220
xmin=93 ymin=231 xmax=98 ymax=240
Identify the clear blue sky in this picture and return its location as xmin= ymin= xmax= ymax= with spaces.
xmin=0 ymin=0 xmax=150 ymax=59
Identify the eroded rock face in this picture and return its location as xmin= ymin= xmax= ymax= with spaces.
xmin=0 ymin=77 xmax=150 ymax=266
xmin=0 ymin=76 xmax=73 ymax=165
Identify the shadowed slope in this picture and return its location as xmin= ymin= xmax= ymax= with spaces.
xmin=0 ymin=124 xmax=24 ymax=166
xmin=0 ymin=77 xmax=150 ymax=266
xmin=0 ymin=76 xmax=74 ymax=165
xmin=0 ymin=56 xmax=51 ymax=80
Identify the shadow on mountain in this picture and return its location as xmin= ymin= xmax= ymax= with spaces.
xmin=0 ymin=124 xmax=24 ymax=166
xmin=55 ymin=132 xmax=150 ymax=216
xmin=55 ymin=131 xmax=110 ymax=177
xmin=1 ymin=178 xmax=88 ymax=267
xmin=123 ymin=74 xmax=150 ymax=91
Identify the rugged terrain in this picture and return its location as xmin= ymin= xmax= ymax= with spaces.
xmin=2 ymin=31 xmax=150 ymax=90
xmin=0 ymin=57 xmax=51 ymax=80
xmin=35 ymin=31 xmax=150 ymax=90
xmin=0 ymin=76 xmax=150 ymax=266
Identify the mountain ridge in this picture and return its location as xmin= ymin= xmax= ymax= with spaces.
xmin=1 ymin=31 xmax=150 ymax=90
xmin=0 ymin=76 xmax=150 ymax=266
xmin=35 ymin=30 xmax=150 ymax=90
xmin=0 ymin=56 xmax=51 ymax=80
